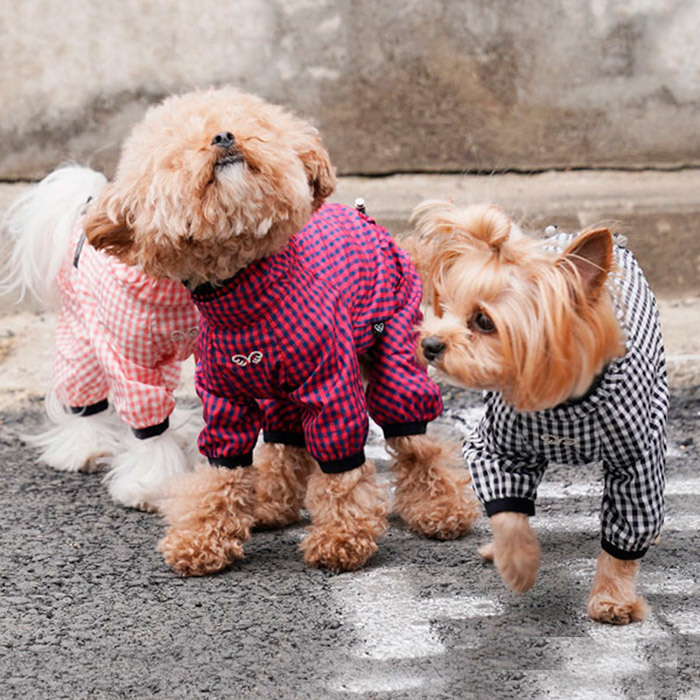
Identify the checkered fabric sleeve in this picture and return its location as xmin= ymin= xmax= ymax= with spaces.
xmin=55 ymin=234 xmax=198 ymax=430
xmin=363 ymin=267 xmax=443 ymax=437
xmin=464 ymin=393 xmax=549 ymax=517
xmin=598 ymin=370 xmax=667 ymax=559
xmin=91 ymin=276 xmax=197 ymax=430
xmin=195 ymin=328 xmax=262 ymax=468
xmin=595 ymin=244 xmax=669 ymax=559
xmin=54 ymin=296 xmax=110 ymax=409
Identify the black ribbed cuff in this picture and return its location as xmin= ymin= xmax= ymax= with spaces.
xmin=70 ymin=399 xmax=109 ymax=417
xmin=601 ymin=538 xmax=648 ymax=561
xmin=485 ymin=497 xmax=535 ymax=517
xmin=382 ymin=421 xmax=428 ymax=439
xmin=208 ymin=452 xmax=254 ymax=469
xmin=132 ymin=417 xmax=169 ymax=440
xmin=317 ymin=450 xmax=366 ymax=474
xmin=263 ymin=431 xmax=306 ymax=448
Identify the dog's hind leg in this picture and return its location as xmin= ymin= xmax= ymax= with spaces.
xmin=158 ymin=463 xmax=255 ymax=576
xmin=387 ymin=433 xmax=480 ymax=540
xmin=253 ymin=443 xmax=315 ymax=528
xmin=301 ymin=461 xmax=388 ymax=572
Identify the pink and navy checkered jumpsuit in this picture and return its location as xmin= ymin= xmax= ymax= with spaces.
xmin=54 ymin=221 xmax=198 ymax=435
xmin=193 ymin=203 xmax=443 ymax=473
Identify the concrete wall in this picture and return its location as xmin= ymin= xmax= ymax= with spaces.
xmin=2 ymin=0 xmax=700 ymax=178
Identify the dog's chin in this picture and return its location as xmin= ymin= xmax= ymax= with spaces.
xmin=213 ymin=158 xmax=246 ymax=185
xmin=425 ymin=358 xmax=500 ymax=392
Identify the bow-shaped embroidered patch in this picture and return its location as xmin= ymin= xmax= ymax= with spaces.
xmin=231 ymin=351 xmax=264 ymax=367
xmin=540 ymin=434 xmax=579 ymax=446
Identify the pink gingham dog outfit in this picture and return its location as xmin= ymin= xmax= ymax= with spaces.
xmin=54 ymin=219 xmax=198 ymax=435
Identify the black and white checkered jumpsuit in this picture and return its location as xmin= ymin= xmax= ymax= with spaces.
xmin=464 ymin=234 xmax=669 ymax=560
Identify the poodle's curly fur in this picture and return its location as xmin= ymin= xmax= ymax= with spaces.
xmin=158 ymin=464 xmax=256 ymax=576
xmin=301 ymin=460 xmax=390 ymax=572
xmin=252 ymin=443 xmax=315 ymax=529
xmin=87 ymin=86 xmax=478 ymax=574
xmin=388 ymin=434 xmax=480 ymax=540
xmin=84 ymin=88 xmax=334 ymax=288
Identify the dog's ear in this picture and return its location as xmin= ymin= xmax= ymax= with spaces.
xmin=293 ymin=128 xmax=336 ymax=210
xmin=83 ymin=184 xmax=138 ymax=264
xmin=559 ymin=228 xmax=614 ymax=301
xmin=410 ymin=200 xmax=474 ymax=317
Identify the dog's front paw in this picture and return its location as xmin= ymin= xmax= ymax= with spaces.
xmin=400 ymin=499 xmax=479 ymax=540
xmin=587 ymin=591 xmax=649 ymax=625
xmin=301 ymin=526 xmax=378 ymax=573
xmin=490 ymin=512 xmax=540 ymax=593
xmin=106 ymin=431 xmax=192 ymax=510
xmin=389 ymin=434 xmax=479 ymax=540
xmin=158 ymin=529 xmax=246 ymax=576
xmin=157 ymin=463 xmax=255 ymax=576
xmin=495 ymin=542 xmax=540 ymax=593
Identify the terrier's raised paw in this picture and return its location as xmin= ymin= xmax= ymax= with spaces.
xmin=490 ymin=512 xmax=540 ymax=593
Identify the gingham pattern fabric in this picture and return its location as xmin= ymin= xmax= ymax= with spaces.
xmin=54 ymin=222 xmax=198 ymax=429
xmin=194 ymin=202 xmax=443 ymax=473
xmin=464 ymin=235 xmax=669 ymax=559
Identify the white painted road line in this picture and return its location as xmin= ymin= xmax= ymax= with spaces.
xmin=330 ymin=568 xmax=503 ymax=661
xmin=662 ymin=609 xmax=700 ymax=635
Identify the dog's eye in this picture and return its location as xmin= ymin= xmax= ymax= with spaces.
xmin=471 ymin=311 xmax=496 ymax=334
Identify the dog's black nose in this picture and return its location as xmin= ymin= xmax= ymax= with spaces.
xmin=211 ymin=131 xmax=235 ymax=149
xmin=421 ymin=337 xmax=446 ymax=361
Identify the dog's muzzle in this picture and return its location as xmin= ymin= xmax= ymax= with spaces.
xmin=212 ymin=131 xmax=245 ymax=169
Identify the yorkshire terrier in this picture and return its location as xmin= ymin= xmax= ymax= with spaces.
xmin=81 ymin=87 xmax=479 ymax=575
xmin=414 ymin=201 xmax=668 ymax=624
xmin=4 ymin=166 xmax=200 ymax=509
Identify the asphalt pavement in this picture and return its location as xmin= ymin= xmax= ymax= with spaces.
xmin=1 ymin=382 xmax=698 ymax=700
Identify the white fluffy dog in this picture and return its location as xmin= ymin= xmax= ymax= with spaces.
xmin=4 ymin=165 xmax=201 ymax=510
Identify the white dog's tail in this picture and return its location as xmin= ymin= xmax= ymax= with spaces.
xmin=2 ymin=165 xmax=108 ymax=309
